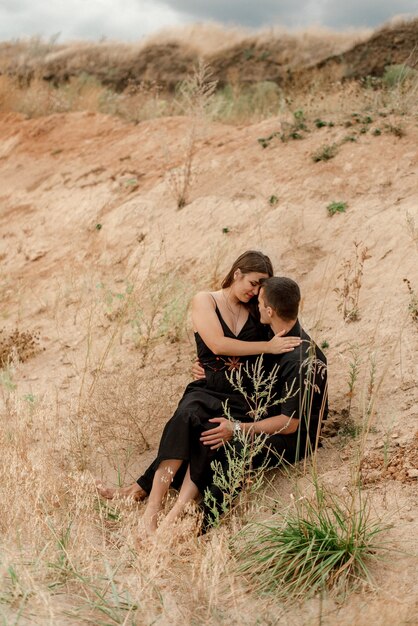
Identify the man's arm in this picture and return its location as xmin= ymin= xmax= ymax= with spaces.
xmin=191 ymin=360 xmax=206 ymax=380
xmin=200 ymin=413 xmax=299 ymax=450
xmin=201 ymin=357 xmax=303 ymax=449
xmin=241 ymin=414 xmax=299 ymax=435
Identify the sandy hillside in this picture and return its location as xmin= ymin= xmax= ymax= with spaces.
xmin=0 ymin=95 xmax=417 ymax=624
xmin=2 ymin=19 xmax=417 ymax=92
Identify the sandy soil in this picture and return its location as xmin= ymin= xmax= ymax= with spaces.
xmin=0 ymin=106 xmax=417 ymax=623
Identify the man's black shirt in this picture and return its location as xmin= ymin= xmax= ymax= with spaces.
xmin=265 ymin=320 xmax=328 ymax=440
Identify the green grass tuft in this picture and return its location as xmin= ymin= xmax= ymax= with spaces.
xmin=235 ymin=485 xmax=387 ymax=599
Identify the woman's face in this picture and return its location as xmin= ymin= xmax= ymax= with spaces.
xmin=234 ymin=271 xmax=269 ymax=302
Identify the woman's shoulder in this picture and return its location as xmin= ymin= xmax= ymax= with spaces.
xmin=192 ymin=291 xmax=218 ymax=307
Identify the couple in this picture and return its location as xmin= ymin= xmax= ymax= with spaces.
xmin=97 ymin=250 xmax=328 ymax=534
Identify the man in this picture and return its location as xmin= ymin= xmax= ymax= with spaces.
xmin=199 ymin=276 xmax=328 ymax=521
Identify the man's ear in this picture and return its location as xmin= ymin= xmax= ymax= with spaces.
xmin=267 ymin=306 xmax=274 ymax=319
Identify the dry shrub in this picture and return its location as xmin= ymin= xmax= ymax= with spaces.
xmin=0 ymin=386 xmax=409 ymax=626
xmin=102 ymin=80 xmax=171 ymax=123
xmin=87 ymin=365 xmax=188 ymax=475
xmin=62 ymin=73 xmax=106 ymax=112
xmin=0 ymin=73 xmax=106 ymax=117
xmin=0 ymin=327 xmax=40 ymax=367
xmin=12 ymin=77 xmax=67 ymax=117
xmin=334 ymin=242 xmax=371 ymax=322
xmin=205 ymin=241 xmax=231 ymax=290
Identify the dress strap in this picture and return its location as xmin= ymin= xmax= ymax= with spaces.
xmin=210 ymin=293 xmax=226 ymax=325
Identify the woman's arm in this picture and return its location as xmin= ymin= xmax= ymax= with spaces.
xmin=192 ymin=292 xmax=300 ymax=356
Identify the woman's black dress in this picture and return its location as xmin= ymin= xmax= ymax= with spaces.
xmin=136 ymin=305 xmax=264 ymax=495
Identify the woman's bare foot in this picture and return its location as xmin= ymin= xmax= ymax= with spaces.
xmin=161 ymin=501 xmax=185 ymax=527
xmin=95 ymin=480 xmax=147 ymax=502
xmin=141 ymin=501 xmax=161 ymax=535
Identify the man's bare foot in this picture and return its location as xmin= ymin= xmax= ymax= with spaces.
xmin=95 ymin=480 xmax=147 ymax=502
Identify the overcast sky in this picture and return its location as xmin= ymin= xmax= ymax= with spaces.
xmin=0 ymin=0 xmax=417 ymax=42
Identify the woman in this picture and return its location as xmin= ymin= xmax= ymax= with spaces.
xmin=97 ymin=251 xmax=301 ymax=533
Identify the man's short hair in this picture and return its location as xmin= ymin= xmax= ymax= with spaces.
xmin=261 ymin=277 xmax=300 ymax=321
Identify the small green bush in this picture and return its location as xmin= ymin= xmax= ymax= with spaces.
xmin=327 ymin=201 xmax=347 ymax=217
xmin=314 ymin=118 xmax=334 ymax=128
xmin=243 ymin=48 xmax=255 ymax=60
xmin=280 ymin=110 xmax=309 ymax=142
xmin=213 ymin=81 xmax=282 ymax=124
xmin=312 ymin=143 xmax=338 ymax=162
xmin=382 ymin=64 xmax=418 ymax=88
xmin=293 ymin=109 xmax=307 ymax=130
xmin=257 ymin=130 xmax=280 ymax=148
xmin=342 ymin=134 xmax=357 ymax=143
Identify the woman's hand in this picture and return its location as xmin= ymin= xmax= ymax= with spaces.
xmin=191 ymin=360 xmax=206 ymax=381
xmin=268 ymin=330 xmax=301 ymax=354
xmin=200 ymin=417 xmax=234 ymax=450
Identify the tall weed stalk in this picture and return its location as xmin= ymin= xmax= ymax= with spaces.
xmin=166 ymin=61 xmax=217 ymax=209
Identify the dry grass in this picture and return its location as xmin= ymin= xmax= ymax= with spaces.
xmin=1 ymin=70 xmax=417 ymax=129
xmin=0 ymin=360 xmax=408 ymax=625
xmin=0 ymin=361 xmax=277 ymax=624
xmin=0 ymin=24 xmax=366 ymax=76
xmin=89 ymin=367 xmax=188 ymax=479
xmin=0 ymin=248 xmax=415 ymax=625
xmin=0 ymin=74 xmax=105 ymax=118
xmin=0 ymin=39 xmax=417 ymax=129
xmin=2 ymin=21 xmax=416 ymax=126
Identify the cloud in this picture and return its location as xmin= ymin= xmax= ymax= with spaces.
xmin=160 ymin=0 xmax=313 ymax=27
xmin=0 ymin=0 xmax=184 ymax=42
xmin=318 ymin=0 xmax=418 ymax=28
xmin=0 ymin=0 xmax=416 ymax=42
xmin=161 ymin=0 xmax=418 ymax=28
